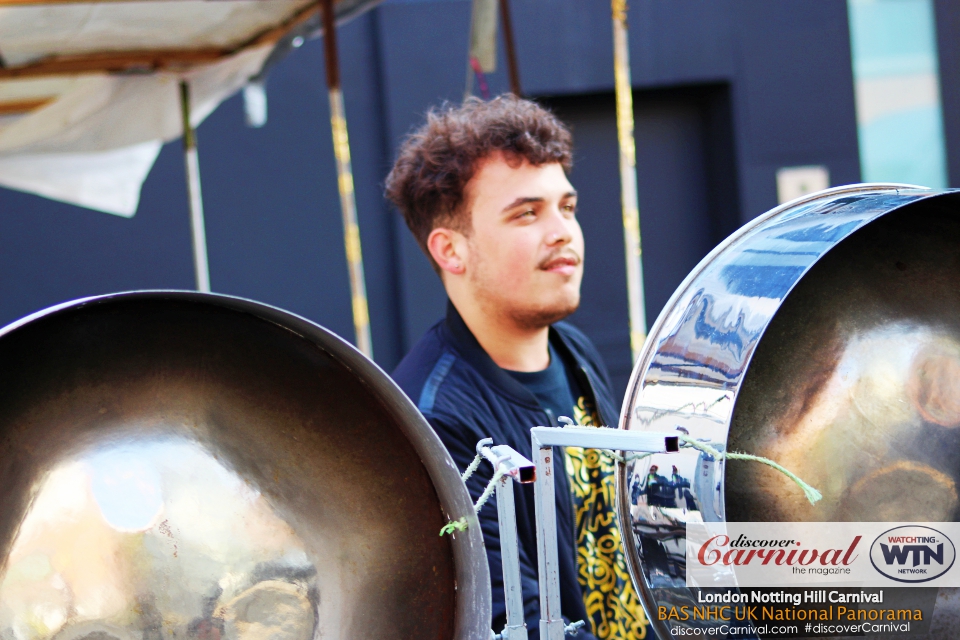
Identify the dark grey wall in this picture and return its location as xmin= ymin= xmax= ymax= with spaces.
xmin=0 ymin=0 xmax=865 ymax=400
xmin=936 ymin=0 xmax=960 ymax=187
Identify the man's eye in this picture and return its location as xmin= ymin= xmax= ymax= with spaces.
xmin=562 ymin=204 xmax=577 ymax=215
xmin=518 ymin=209 xmax=535 ymax=219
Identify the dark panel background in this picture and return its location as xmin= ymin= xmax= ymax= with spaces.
xmin=0 ymin=0 xmax=871 ymax=407
xmin=935 ymin=0 xmax=960 ymax=188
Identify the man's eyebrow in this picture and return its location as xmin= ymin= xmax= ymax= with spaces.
xmin=501 ymin=191 xmax=578 ymax=213
xmin=501 ymin=196 xmax=544 ymax=212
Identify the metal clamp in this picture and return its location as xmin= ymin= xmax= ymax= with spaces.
xmin=484 ymin=444 xmax=536 ymax=483
xmin=564 ymin=620 xmax=586 ymax=635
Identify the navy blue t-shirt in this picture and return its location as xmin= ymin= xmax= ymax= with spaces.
xmin=505 ymin=343 xmax=582 ymax=427
xmin=504 ymin=342 xmax=650 ymax=639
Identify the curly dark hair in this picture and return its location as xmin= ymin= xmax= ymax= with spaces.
xmin=384 ymin=95 xmax=573 ymax=269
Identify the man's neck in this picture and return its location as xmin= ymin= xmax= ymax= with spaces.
xmin=451 ymin=299 xmax=550 ymax=372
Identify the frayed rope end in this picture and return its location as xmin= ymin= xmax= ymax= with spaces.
xmin=440 ymin=518 xmax=469 ymax=536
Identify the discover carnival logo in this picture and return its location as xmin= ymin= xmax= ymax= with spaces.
xmin=869 ymin=526 xmax=956 ymax=583
xmin=695 ymin=534 xmax=861 ymax=570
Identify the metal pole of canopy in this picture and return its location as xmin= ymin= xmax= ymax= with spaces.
xmin=498 ymin=0 xmax=522 ymax=96
xmin=611 ymin=0 xmax=647 ymax=362
xmin=465 ymin=0 xmax=521 ymax=99
xmin=320 ymin=0 xmax=373 ymax=359
xmin=465 ymin=0 xmax=497 ymax=99
xmin=179 ymin=80 xmax=212 ymax=293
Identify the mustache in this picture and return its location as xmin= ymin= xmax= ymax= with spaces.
xmin=537 ymin=249 xmax=582 ymax=270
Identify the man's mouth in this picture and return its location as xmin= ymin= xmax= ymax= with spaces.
xmin=539 ymin=254 xmax=581 ymax=276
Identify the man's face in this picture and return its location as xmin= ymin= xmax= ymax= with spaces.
xmin=459 ymin=153 xmax=583 ymax=329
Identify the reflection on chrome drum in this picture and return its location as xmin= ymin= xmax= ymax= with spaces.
xmin=0 ymin=293 xmax=490 ymax=640
xmin=617 ymin=185 xmax=960 ymax=639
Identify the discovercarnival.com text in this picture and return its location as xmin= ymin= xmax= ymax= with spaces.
xmin=671 ymin=622 xmax=911 ymax=636
xmin=671 ymin=625 xmax=797 ymax=636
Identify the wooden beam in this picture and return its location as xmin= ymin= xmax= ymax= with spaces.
xmin=0 ymin=98 xmax=53 ymax=114
xmin=0 ymin=1 xmax=318 ymax=80
xmin=0 ymin=48 xmax=224 ymax=79
xmin=0 ymin=0 xmax=256 ymax=4
xmin=244 ymin=2 xmax=319 ymax=49
xmin=0 ymin=0 xmax=128 ymax=4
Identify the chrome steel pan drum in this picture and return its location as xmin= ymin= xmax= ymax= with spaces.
xmin=0 ymin=292 xmax=489 ymax=640
xmin=618 ymin=185 xmax=960 ymax=638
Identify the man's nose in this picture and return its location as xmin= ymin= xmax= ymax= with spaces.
xmin=544 ymin=208 xmax=573 ymax=245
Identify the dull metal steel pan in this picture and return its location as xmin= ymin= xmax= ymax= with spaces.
xmin=0 ymin=292 xmax=490 ymax=640
xmin=618 ymin=184 xmax=960 ymax=639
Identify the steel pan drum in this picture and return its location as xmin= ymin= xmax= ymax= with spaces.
xmin=0 ymin=292 xmax=490 ymax=640
xmin=619 ymin=184 xmax=960 ymax=638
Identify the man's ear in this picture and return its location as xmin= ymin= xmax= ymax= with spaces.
xmin=427 ymin=227 xmax=467 ymax=276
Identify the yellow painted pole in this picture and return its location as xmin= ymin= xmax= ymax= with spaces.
xmin=612 ymin=0 xmax=647 ymax=362
xmin=321 ymin=0 xmax=373 ymax=359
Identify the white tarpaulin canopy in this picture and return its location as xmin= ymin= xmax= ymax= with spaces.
xmin=0 ymin=0 xmax=365 ymax=216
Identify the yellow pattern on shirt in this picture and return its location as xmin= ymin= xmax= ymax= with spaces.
xmin=564 ymin=396 xmax=649 ymax=639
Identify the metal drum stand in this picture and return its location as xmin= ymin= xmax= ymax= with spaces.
xmin=481 ymin=425 xmax=680 ymax=639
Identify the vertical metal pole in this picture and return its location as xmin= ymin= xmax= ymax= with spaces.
xmin=499 ymin=0 xmax=522 ymax=97
xmin=321 ymin=0 xmax=373 ymax=359
xmin=612 ymin=0 xmax=647 ymax=361
xmin=532 ymin=444 xmax=564 ymax=640
xmin=496 ymin=476 xmax=528 ymax=640
xmin=179 ymin=80 xmax=211 ymax=293
xmin=465 ymin=0 xmax=498 ymax=100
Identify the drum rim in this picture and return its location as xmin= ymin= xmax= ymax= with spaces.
xmin=0 ymin=289 xmax=492 ymax=640
xmin=618 ymin=181 xmax=929 ymax=433
xmin=615 ymin=183 xmax=951 ymax=639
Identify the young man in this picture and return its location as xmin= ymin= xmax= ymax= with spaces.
xmin=387 ymin=96 xmax=649 ymax=640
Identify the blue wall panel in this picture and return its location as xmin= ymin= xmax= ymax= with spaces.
xmin=374 ymin=0 xmax=473 ymax=350
xmin=731 ymin=0 xmax=861 ymax=219
xmin=0 ymin=143 xmax=194 ymax=328
xmin=935 ymin=0 xmax=960 ymax=187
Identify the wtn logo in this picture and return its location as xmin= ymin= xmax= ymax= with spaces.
xmin=870 ymin=526 xmax=956 ymax=583
xmin=879 ymin=543 xmax=944 ymax=567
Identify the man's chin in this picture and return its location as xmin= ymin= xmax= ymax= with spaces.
xmin=509 ymin=299 xmax=580 ymax=330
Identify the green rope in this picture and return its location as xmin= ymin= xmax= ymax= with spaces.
xmin=601 ymin=450 xmax=656 ymax=465
xmin=461 ymin=451 xmax=484 ymax=482
xmin=441 ymin=456 xmax=507 ymax=536
xmin=475 ymin=466 xmax=507 ymax=512
xmin=675 ymin=435 xmax=822 ymax=505
xmin=599 ymin=436 xmax=821 ymax=505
